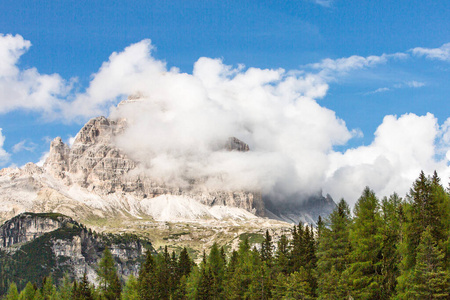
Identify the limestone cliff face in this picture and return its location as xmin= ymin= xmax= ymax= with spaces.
xmin=0 ymin=212 xmax=67 ymax=247
xmin=0 ymin=212 xmax=150 ymax=283
xmin=42 ymin=116 xmax=264 ymax=216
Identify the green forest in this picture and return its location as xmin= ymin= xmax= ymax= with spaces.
xmin=3 ymin=170 xmax=450 ymax=299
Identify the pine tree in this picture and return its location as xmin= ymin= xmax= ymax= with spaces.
xmin=290 ymin=223 xmax=305 ymax=272
xmin=379 ymin=193 xmax=402 ymax=299
xmin=272 ymin=267 xmax=314 ymax=300
xmin=316 ymin=198 xmax=352 ymax=299
xmin=224 ymin=238 xmax=254 ymax=299
xmin=178 ymin=247 xmax=193 ymax=279
xmin=260 ymin=230 xmax=273 ymax=263
xmin=97 ymin=247 xmax=121 ymax=300
xmin=121 ymin=274 xmax=139 ymax=300
xmin=398 ymin=171 xmax=450 ymax=296
xmin=208 ymin=242 xmax=226 ymax=298
xmin=19 ymin=282 xmax=35 ymax=300
xmin=347 ymin=187 xmax=382 ymax=299
xmin=275 ymin=234 xmax=290 ymax=275
xmin=41 ymin=276 xmax=56 ymax=300
xmin=137 ymin=250 xmax=157 ymax=300
xmin=71 ymin=280 xmax=79 ymax=300
xmin=408 ymin=227 xmax=450 ymax=299
xmin=57 ymin=274 xmax=72 ymax=300
xmin=403 ymin=171 xmax=433 ymax=271
xmin=77 ymin=272 xmax=93 ymax=300
xmin=5 ymin=282 xmax=19 ymax=300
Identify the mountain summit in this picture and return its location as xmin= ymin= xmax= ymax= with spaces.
xmin=0 ymin=111 xmax=335 ymax=253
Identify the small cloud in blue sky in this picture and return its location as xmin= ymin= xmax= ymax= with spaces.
xmin=411 ymin=43 xmax=450 ymax=62
xmin=366 ymin=80 xmax=425 ymax=95
xmin=311 ymin=0 xmax=334 ymax=8
xmin=365 ymin=87 xmax=391 ymax=95
xmin=0 ymin=129 xmax=10 ymax=165
xmin=12 ymin=140 xmax=36 ymax=153
xmin=394 ymin=81 xmax=426 ymax=89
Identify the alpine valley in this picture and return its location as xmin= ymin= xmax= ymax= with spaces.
xmin=0 ymin=100 xmax=335 ymax=290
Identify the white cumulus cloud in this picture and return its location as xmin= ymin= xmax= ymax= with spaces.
xmin=99 ymin=42 xmax=350 ymax=199
xmin=0 ymin=34 xmax=71 ymax=117
xmin=2 ymin=35 xmax=450 ymax=206
xmin=324 ymin=113 xmax=450 ymax=205
xmin=411 ymin=43 xmax=450 ymax=62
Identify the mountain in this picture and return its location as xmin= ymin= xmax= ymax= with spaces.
xmin=0 ymin=212 xmax=152 ymax=294
xmin=0 ymin=108 xmax=335 ymax=254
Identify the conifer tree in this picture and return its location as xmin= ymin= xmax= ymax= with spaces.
xmin=290 ymin=223 xmax=305 ymax=272
xmin=121 ymin=274 xmax=139 ymax=300
xmin=208 ymin=242 xmax=226 ymax=298
xmin=57 ymin=274 xmax=72 ymax=300
xmin=71 ymin=280 xmax=79 ymax=300
xmin=97 ymin=247 xmax=121 ymax=300
xmin=403 ymin=171 xmax=433 ymax=271
xmin=41 ymin=276 xmax=56 ymax=300
xmin=224 ymin=238 xmax=255 ymax=299
xmin=272 ymin=267 xmax=314 ymax=300
xmin=19 ymin=282 xmax=36 ymax=300
xmin=378 ymin=193 xmax=402 ymax=298
xmin=398 ymin=171 xmax=450 ymax=295
xmin=137 ymin=250 xmax=157 ymax=300
xmin=408 ymin=227 xmax=450 ymax=299
xmin=260 ymin=230 xmax=273 ymax=263
xmin=153 ymin=251 xmax=171 ymax=299
xmin=275 ymin=234 xmax=290 ymax=275
xmin=178 ymin=247 xmax=193 ymax=279
xmin=5 ymin=282 xmax=19 ymax=300
xmin=73 ymin=272 xmax=92 ymax=300
xmin=316 ymin=198 xmax=352 ymax=299
xmin=347 ymin=187 xmax=382 ymax=299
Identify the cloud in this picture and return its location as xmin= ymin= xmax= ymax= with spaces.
xmin=366 ymin=80 xmax=425 ymax=95
xmin=312 ymin=0 xmax=333 ymax=7
xmin=35 ymin=151 xmax=49 ymax=167
xmin=2 ymin=35 xmax=450 ymax=206
xmin=394 ymin=80 xmax=426 ymax=89
xmin=104 ymin=48 xmax=348 ymax=199
xmin=12 ymin=140 xmax=36 ymax=153
xmin=0 ymin=129 xmax=10 ymax=165
xmin=411 ymin=43 xmax=450 ymax=62
xmin=307 ymin=53 xmax=408 ymax=82
xmin=324 ymin=113 xmax=450 ymax=205
xmin=365 ymin=87 xmax=390 ymax=95
xmin=405 ymin=80 xmax=425 ymax=88
xmin=0 ymin=34 xmax=71 ymax=118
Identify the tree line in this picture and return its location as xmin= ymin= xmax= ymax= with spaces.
xmin=3 ymin=170 xmax=450 ymax=299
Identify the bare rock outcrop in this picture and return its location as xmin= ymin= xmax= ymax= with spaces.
xmin=41 ymin=116 xmax=264 ymax=217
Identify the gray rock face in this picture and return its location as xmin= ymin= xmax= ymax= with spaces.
xmin=0 ymin=212 xmax=67 ymax=247
xmin=43 ymin=116 xmax=264 ymax=216
xmin=0 ymin=212 xmax=150 ymax=282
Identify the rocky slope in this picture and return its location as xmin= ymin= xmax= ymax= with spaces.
xmin=0 ymin=110 xmax=335 ymax=255
xmin=0 ymin=116 xmax=264 ymax=223
xmin=0 ymin=212 xmax=152 ymax=293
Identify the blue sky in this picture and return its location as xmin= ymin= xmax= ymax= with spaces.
xmin=0 ymin=0 xmax=449 ymax=202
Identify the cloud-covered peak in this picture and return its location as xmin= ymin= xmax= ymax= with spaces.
xmin=1 ymin=34 xmax=450 ymax=206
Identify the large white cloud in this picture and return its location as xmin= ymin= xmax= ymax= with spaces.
xmin=1 ymin=34 xmax=450 ymax=206
xmin=0 ymin=34 xmax=70 ymax=117
xmin=103 ymin=43 xmax=350 ymax=199
xmin=324 ymin=113 xmax=450 ymax=204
